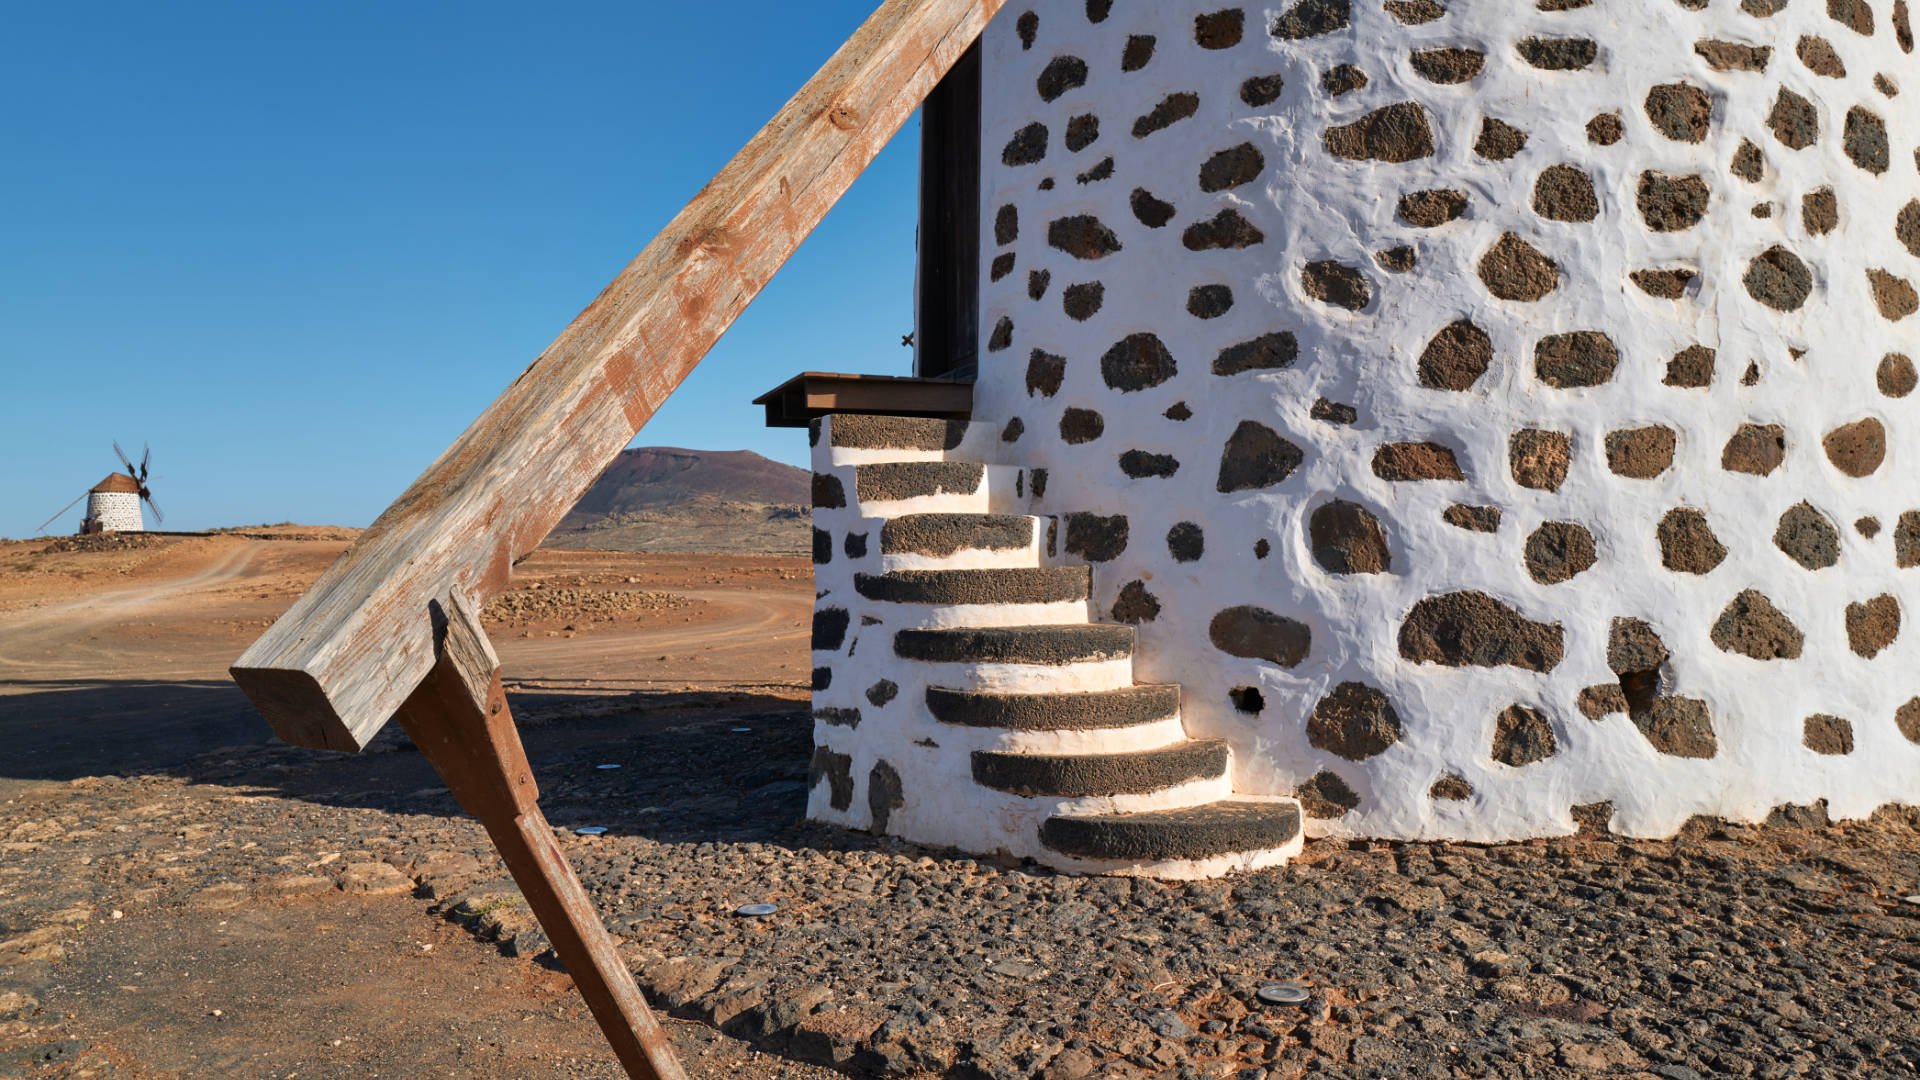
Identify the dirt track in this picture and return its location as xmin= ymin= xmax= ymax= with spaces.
xmin=0 ymin=532 xmax=817 ymax=1079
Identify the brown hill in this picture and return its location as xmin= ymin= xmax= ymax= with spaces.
xmin=541 ymin=447 xmax=810 ymax=555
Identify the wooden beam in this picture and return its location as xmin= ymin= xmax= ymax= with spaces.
xmin=231 ymin=0 xmax=1007 ymax=750
xmin=395 ymin=592 xmax=687 ymax=1080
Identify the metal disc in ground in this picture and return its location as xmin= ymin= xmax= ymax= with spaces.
xmin=735 ymin=903 xmax=778 ymax=917
xmin=1256 ymin=982 xmax=1310 ymax=1005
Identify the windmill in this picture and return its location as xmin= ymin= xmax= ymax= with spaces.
xmin=36 ymin=442 xmax=164 ymax=535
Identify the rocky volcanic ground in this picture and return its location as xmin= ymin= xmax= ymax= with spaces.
xmin=2 ymin=536 xmax=1919 ymax=1079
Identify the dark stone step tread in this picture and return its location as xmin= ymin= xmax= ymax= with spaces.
xmin=927 ymin=684 xmax=1181 ymax=730
xmin=1040 ymin=799 xmax=1303 ymax=862
xmin=972 ymin=739 xmax=1228 ymax=798
xmin=855 ymin=567 xmax=1088 ymax=605
xmin=894 ymin=625 xmax=1134 ymax=665
xmin=881 ymin=513 xmax=1034 ymax=556
xmin=855 ymin=461 xmax=985 ymax=502
xmin=832 ymin=414 xmax=968 ymax=451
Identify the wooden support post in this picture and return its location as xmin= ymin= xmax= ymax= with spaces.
xmin=394 ymin=591 xmax=688 ymax=1080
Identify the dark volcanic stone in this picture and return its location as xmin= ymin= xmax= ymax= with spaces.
xmin=1775 ymin=502 xmax=1840 ymax=569
xmin=1129 ymin=187 xmax=1175 ymax=228
xmin=1901 ymin=511 xmax=1920 ymax=567
xmin=1509 ymin=428 xmax=1570 ymax=491
xmin=1444 ymin=504 xmax=1501 ymax=532
xmin=1798 ymin=34 xmax=1847 ymax=76
xmin=1479 ymin=232 xmax=1559 ymax=301
xmin=1064 ymin=114 xmax=1099 ymax=153
xmin=1532 ymin=165 xmax=1598 ymax=222
xmin=1586 ymin=112 xmax=1624 ymax=144
xmin=1634 ymin=697 xmax=1718 ymax=758
xmin=1241 ymin=73 xmax=1285 ymax=105
xmin=1375 ymin=442 xmax=1465 ymax=481
xmin=1301 ymin=260 xmax=1371 ymax=310
xmin=1321 ymin=63 xmax=1368 ymax=95
xmin=813 ymin=472 xmax=846 ymax=509
xmin=1399 ymin=591 xmax=1565 ymax=671
xmin=1898 ymin=200 xmax=1920 ymax=256
xmin=1630 ymin=268 xmax=1696 ymax=298
xmin=1666 ymin=344 xmax=1715 ymax=388
xmin=1535 ymin=330 xmax=1618 ymax=388
xmin=1308 ymin=682 xmax=1403 ymax=760
xmin=1399 ymin=188 xmax=1468 ymax=227
xmin=1015 ymin=9 xmax=1037 ymax=48
xmin=1524 ymin=521 xmax=1597 ymax=584
xmin=1803 ymin=714 xmax=1855 ymax=755
xmin=1492 ymin=705 xmax=1557 ymax=766
xmin=812 ymin=527 xmax=832 ymax=564
xmin=1040 ymin=799 xmax=1303 ymax=861
xmin=1064 ymin=512 xmax=1128 ymax=562
xmin=1516 ymin=36 xmax=1597 ymax=70
xmin=1606 ymin=426 xmax=1677 ymax=478
xmin=1133 ymin=92 xmax=1200 ymax=138
xmin=1073 ymin=156 xmax=1114 ymax=184
xmin=1122 ymin=34 xmax=1156 ymax=71
xmin=1846 ymin=594 xmax=1900 ymax=657
xmin=1217 ymin=421 xmax=1304 ymax=492
xmin=1186 ymin=284 xmax=1233 ymax=318
xmin=1164 ymin=401 xmax=1192 ymax=420
xmin=1899 ymin=697 xmax=1920 ymax=743
xmin=1037 ymin=55 xmax=1088 ymax=102
xmin=1214 ymin=331 xmax=1298 ymax=375
xmin=894 ymin=624 xmax=1133 ymax=665
xmin=844 ymin=532 xmax=867 ymax=558
xmin=1194 ymin=9 xmax=1245 ymax=49
xmin=1118 ymin=449 xmax=1179 ymax=479
xmin=854 ymin=567 xmax=1089 ymax=606
xmin=1430 ymin=774 xmax=1473 ymax=800
xmin=1026 ymin=349 xmax=1065 ymax=397
xmin=1376 ymin=245 xmax=1416 ymax=271
xmin=1273 ymin=0 xmax=1350 ymax=39
xmin=1311 ymin=398 xmax=1358 ymax=424
xmin=972 ymin=741 xmax=1227 ymax=798
xmin=813 ymin=608 xmax=850 ymax=652
xmin=865 ymin=680 xmax=898 ymax=707
xmin=880 ymin=513 xmax=1030 ymax=557
xmin=868 ymin=761 xmax=904 ymax=833
xmin=927 ymin=684 xmax=1179 ymax=731
xmin=1878 ymin=352 xmax=1917 ymax=396
xmin=1062 ymin=281 xmax=1104 ymax=321
xmin=988 ymin=252 xmax=1014 ymax=281
xmin=1609 ymin=617 xmax=1669 ymax=675
xmin=1386 ymin=0 xmax=1445 ymax=23
xmin=1183 ymin=209 xmax=1266 ymax=250
xmin=1324 ymin=103 xmax=1435 ymax=163
xmin=1659 ymin=507 xmax=1728 ymax=574
xmin=986 ymin=316 xmax=1013 ymax=352
xmin=1869 ymin=268 xmax=1918 ymax=320
xmin=1209 ymin=606 xmax=1311 ymax=667
xmin=1410 ymin=48 xmax=1485 ymax=83
xmin=1722 ymin=422 xmax=1786 ymax=475
xmin=810 ymin=747 xmax=853 ymax=810
xmin=1310 ymin=500 xmax=1391 ymax=574
xmin=810 ymin=665 xmax=830 ymax=690
xmin=1059 ymin=407 xmax=1105 ymax=444
xmin=1414 ymin=320 xmax=1491 ymax=393
xmin=1003 ymin=122 xmax=1048 ymax=166
xmin=1048 ymin=215 xmax=1122 ymax=260
xmin=1732 ymin=138 xmax=1765 ymax=180
xmin=1711 ymin=589 xmax=1804 ymax=660
xmin=1696 ymin=39 xmax=1772 ymax=70
xmin=1296 ymin=771 xmax=1360 ymax=818
xmin=1475 ymin=117 xmax=1528 ymax=160
xmin=1823 ymin=417 xmax=1886 ymax=476
xmin=1028 ymin=268 xmax=1050 ymax=299
xmin=1110 ymin=580 xmax=1161 ymax=623
xmin=1645 ymin=82 xmax=1712 ymax=142
xmin=1200 ymin=142 xmax=1264 ymax=192
xmin=1100 ymin=333 xmax=1176 ymax=391
xmin=1578 ymin=683 xmax=1629 ymax=719
xmin=994 ymin=204 xmax=1018 ymax=245
xmin=1831 ymin=0 xmax=1875 ymax=34
xmin=1167 ymin=521 xmax=1204 ymax=562
xmin=1744 ymin=245 xmax=1813 ymax=310
xmin=1768 ymin=88 xmax=1819 ymax=149
xmin=1637 ymin=172 xmax=1710 ymax=231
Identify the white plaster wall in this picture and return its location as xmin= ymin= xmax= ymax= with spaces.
xmin=85 ymin=491 xmax=144 ymax=532
xmin=967 ymin=0 xmax=1920 ymax=840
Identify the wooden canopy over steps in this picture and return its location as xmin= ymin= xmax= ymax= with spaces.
xmin=753 ymin=370 xmax=973 ymax=427
xmin=226 ymin=4 xmax=1008 ymax=1078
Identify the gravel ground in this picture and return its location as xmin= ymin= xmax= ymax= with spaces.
xmin=4 ymin=697 xmax=1920 ymax=1080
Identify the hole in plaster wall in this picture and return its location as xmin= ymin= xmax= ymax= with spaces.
xmin=1230 ymin=686 xmax=1266 ymax=714
xmin=1618 ymin=667 xmax=1662 ymax=718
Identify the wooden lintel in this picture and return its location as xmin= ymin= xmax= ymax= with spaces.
xmin=231 ymin=0 xmax=1007 ymax=751
xmin=754 ymin=371 xmax=974 ymax=427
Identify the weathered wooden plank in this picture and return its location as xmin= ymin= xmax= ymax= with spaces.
xmin=396 ymin=592 xmax=686 ymax=1080
xmin=231 ymin=0 xmax=1007 ymax=750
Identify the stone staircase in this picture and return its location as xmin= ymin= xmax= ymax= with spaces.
xmin=807 ymin=413 xmax=1302 ymax=878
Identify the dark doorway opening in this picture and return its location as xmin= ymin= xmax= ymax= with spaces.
xmin=915 ymin=39 xmax=981 ymax=382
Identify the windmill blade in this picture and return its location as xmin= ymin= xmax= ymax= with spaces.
xmin=113 ymin=440 xmax=136 ymax=476
xmin=143 ymin=494 xmax=164 ymax=524
xmin=139 ymin=443 xmax=151 ymax=481
xmin=36 ymin=492 xmax=89 ymax=533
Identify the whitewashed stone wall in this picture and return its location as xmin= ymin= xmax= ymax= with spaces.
xmin=84 ymin=491 xmax=144 ymax=533
xmin=965 ymin=0 xmax=1920 ymax=840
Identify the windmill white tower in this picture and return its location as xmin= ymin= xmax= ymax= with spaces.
xmin=38 ymin=443 xmax=164 ymax=535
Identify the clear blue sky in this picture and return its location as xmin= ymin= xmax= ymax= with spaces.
xmin=1 ymin=1 xmax=922 ymax=537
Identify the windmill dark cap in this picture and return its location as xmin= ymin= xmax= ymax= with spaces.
xmin=90 ymin=473 xmax=143 ymax=494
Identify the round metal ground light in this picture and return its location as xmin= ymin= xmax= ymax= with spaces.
xmin=1256 ymin=982 xmax=1310 ymax=1006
